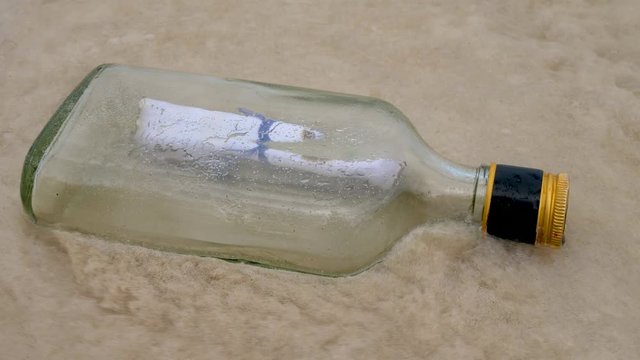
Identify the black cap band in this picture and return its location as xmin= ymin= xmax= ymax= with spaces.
xmin=486 ymin=164 xmax=543 ymax=244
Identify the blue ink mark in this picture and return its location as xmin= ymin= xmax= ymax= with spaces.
xmin=258 ymin=118 xmax=275 ymax=143
xmin=238 ymin=108 xmax=266 ymax=120
xmin=238 ymin=108 xmax=277 ymax=162
xmin=242 ymin=144 xmax=268 ymax=162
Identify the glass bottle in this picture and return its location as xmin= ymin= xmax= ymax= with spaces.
xmin=21 ymin=64 xmax=569 ymax=276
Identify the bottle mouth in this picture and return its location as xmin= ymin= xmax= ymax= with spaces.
xmin=481 ymin=163 xmax=569 ymax=247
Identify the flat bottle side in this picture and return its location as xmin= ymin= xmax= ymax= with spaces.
xmin=20 ymin=64 xmax=112 ymax=220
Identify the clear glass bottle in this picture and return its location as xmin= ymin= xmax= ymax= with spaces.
xmin=21 ymin=64 xmax=569 ymax=276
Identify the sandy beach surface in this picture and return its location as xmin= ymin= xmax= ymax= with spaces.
xmin=1 ymin=1 xmax=639 ymax=358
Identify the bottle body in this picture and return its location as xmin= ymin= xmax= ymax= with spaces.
xmin=23 ymin=64 xmax=488 ymax=275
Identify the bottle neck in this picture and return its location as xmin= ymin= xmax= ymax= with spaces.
xmin=470 ymin=165 xmax=490 ymax=222
xmin=405 ymin=161 xmax=489 ymax=224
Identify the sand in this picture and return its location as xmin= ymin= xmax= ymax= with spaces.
xmin=1 ymin=0 xmax=639 ymax=358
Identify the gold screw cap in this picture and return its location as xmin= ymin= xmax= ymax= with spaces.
xmin=535 ymin=172 xmax=569 ymax=247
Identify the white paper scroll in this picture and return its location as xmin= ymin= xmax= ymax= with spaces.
xmin=136 ymin=98 xmax=404 ymax=189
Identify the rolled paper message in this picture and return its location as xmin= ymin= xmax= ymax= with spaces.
xmin=136 ymin=98 xmax=404 ymax=189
